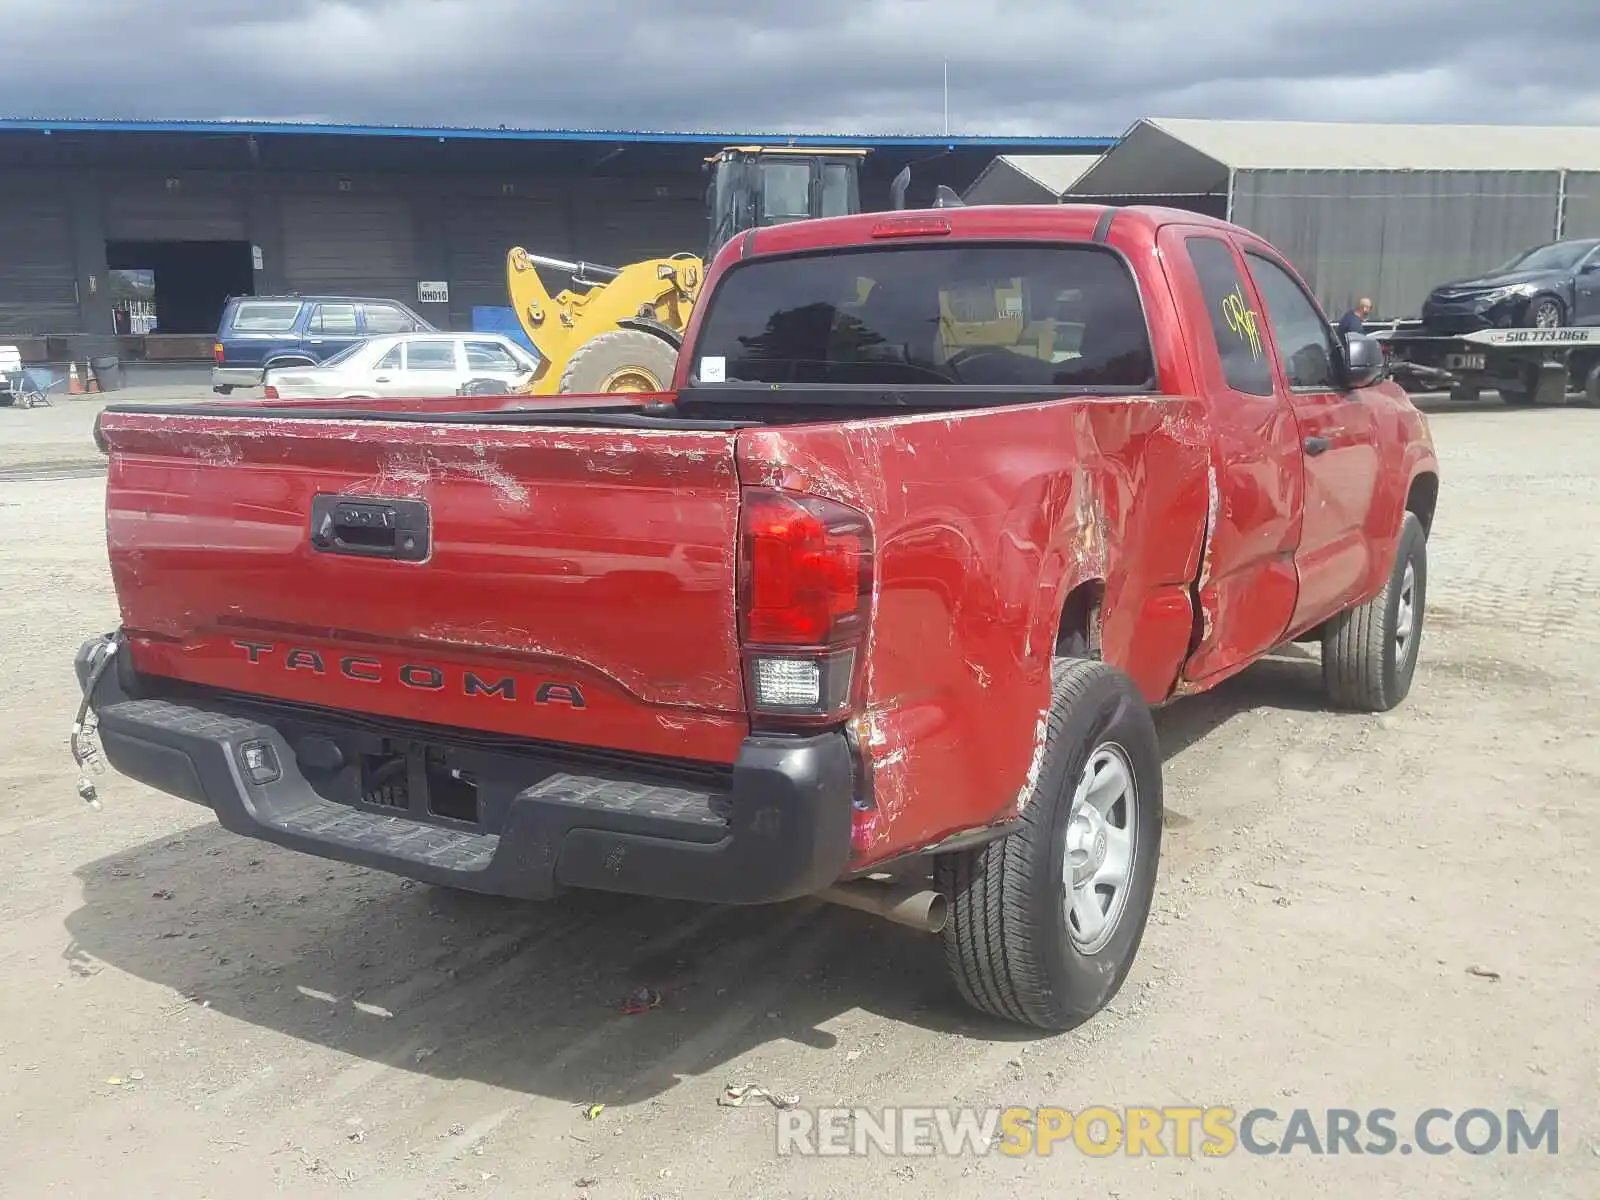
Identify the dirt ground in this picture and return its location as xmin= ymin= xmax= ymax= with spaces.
xmin=1 ymin=396 xmax=1596 ymax=1199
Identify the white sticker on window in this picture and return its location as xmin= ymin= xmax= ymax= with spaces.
xmin=699 ymin=356 xmax=726 ymax=383
xmin=1002 ymin=295 xmax=1023 ymax=318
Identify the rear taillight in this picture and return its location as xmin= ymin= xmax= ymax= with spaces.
xmin=262 ymin=384 xmax=279 ymax=399
xmin=212 ymin=342 xmax=224 ymax=364
xmin=738 ymin=488 xmax=873 ymax=724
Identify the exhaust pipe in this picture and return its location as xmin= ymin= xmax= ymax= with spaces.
xmin=818 ymin=880 xmax=948 ymax=933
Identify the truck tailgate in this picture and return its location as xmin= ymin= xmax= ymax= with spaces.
xmin=98 ymin=410 xmax=748 ymax=764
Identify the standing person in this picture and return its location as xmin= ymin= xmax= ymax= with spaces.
xmin=1338 ymin=297 xmax=1373 ymax=337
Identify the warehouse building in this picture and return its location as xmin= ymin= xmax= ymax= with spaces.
xmin=0 ymin=119 xmax=1110 ymax=364
xmin=1057 ymin=117 xmax=1600 ymax=319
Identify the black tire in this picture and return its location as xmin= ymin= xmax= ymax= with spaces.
xmin=558 ymin=329 xmax=679 ymax=394
xmin=1580 ymin=362 xmax=1600 ymax=409
xmin=1321 ymin=511 xmax=1427 ymax=712
xmin=1499 ymin=363 xmax=1539 ymax=406
xmin=1527 ymin=295 xmax=1565 ymax=329
xmin=937 ymin=658 xmax=1163 ymax=1030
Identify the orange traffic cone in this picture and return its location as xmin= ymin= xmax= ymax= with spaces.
xmin=85 ymin=364 xmax=100 ymax=393
xmin=68 ymin=362 xmax=82 ymax=394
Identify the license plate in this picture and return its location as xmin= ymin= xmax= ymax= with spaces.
xmin=1445 ymin=353 xmax=1486 ymax=371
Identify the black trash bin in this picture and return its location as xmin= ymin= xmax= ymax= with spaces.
xmin=89 ymin=356 xmax=123 ymax=392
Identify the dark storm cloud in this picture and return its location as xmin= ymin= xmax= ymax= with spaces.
xmin=6 ymin=0 xmax=1600 ymax=134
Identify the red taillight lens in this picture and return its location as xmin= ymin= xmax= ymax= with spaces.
xmin=739 ymin=488 xmax=874 ymax=725
xmin=213 ymin=342 xmax=224 ymax=364
xmin=262 ymin=384 xmax=279 ymax=399
xmin=739 ymin=489 xmax=872 ymax=646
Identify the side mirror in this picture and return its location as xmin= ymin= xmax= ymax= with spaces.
xmin=1342 ymin=333 xmax=1386 ymax=389
xmin=1581 ymin=260 xmax=1600 ymax=275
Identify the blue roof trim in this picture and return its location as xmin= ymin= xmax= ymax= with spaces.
xmin=0 ymin=116 xmax=1116 ymax=150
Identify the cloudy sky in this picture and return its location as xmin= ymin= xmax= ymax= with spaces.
xmin=5 ymin=0 xmax=1600 ymax=135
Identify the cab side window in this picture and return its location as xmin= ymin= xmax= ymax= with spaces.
xmin=1184 ymin=236 xmax=1273 ymax=396
xmin=1245 ymin=252 xmax=1339 ymax=391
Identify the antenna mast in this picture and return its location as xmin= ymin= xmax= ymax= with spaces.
xmin=943 ymin=59 xmax=950 ymax=136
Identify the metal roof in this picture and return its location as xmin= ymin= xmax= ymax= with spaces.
xmin=0 ymin=116 xmax=1116 ymax=151
xmin=1140 ymin=117 xmax=1600 ymax=173
xmin=988 ymin=154 xmax=1101 ymax=194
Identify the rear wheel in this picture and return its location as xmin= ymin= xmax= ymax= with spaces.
xmin=1321 ymin=511 xmax=1427 ymax=712
xmin=558 ymin=329 xmax=679 ymax=394
xmin=937 ymin=658 xmax=1163 ymax=1030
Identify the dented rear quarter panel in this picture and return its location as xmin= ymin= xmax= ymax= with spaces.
xmin=737 ymin=392 xmax=1209 ymax=863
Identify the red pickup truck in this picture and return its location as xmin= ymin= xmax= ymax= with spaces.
xmin=77 ymin=203 xmax=1438 ymax=1030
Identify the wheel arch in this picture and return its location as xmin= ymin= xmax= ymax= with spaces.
xmin=1054 ymin=578 xmax=1106 ymax=660
xmin=1405 ymin=470 xmax=1439 ymax=538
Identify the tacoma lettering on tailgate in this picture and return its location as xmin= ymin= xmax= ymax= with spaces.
xmin=230 ymin=640 xmax=587 ymax=708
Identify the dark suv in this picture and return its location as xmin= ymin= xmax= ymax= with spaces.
xmin=212 ymin=295 xmax=436 ymax=392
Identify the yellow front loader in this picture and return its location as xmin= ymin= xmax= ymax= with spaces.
xmin=505 ymin=146 xmax=871 ymax=394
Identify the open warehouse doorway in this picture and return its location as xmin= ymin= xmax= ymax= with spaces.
xmin=101 ymin=184 xmax=253 ymax=335
xmin=104 ymin=240 xmax=253 ymax=334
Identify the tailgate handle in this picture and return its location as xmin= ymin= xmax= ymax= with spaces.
xmin=310 ymin=496 xmax=430 ymax=562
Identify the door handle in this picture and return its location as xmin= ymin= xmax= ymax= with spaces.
xmin=310 ymin=496 xmax=431 ymax=561
xmin=1304 ymin=435 xmax=1331 ymax=456
xmin=374 ymin=376 xmax=391 ymax=383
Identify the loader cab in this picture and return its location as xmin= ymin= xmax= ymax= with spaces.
xmin=704 ymin=146 xmax=867 ymax=260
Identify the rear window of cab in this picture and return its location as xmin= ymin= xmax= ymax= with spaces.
xmin=685 ymin=243 xmax=1155 ymax=390
xmin=229 ymin=301 xmax=303 ymax=333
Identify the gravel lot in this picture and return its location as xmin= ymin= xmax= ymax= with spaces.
xmin=1 ymin=396 xmax=1596 ymax=1198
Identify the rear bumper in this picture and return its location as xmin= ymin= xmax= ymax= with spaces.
xmin=76 ymin=637 xmax=856 ymax=905
xmin=211 ymin=366 xmax=262 ymax=389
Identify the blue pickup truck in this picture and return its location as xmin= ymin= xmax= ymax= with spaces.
xmin=211 ymin=295 xmax=436 ymax=392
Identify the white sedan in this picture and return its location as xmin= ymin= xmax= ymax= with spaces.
xmin=263 ymin=333 xmax=541 ymax=399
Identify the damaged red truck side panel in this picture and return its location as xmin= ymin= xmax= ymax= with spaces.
xmin=79 ymin=202 xmax=1438 ymax=1030
xmin=734 ymin=399 xmax=1210 ymax=859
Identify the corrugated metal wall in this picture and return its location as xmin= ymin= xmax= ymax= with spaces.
xmin=1230 ymin=169 xmax=1562 ymax=319
xmin=0 ymin=181 xmax=78 ymax=335
xmin=1559 ymin=171 xmax=1600 ymax=238
xmin=445 ymin=192 xmax=571 ymax=326
xmin=281 ymin=193 xmax=417 ymax=302
xmin=570 ymin=176 xmax=707 ymax=264
xmin=104 ymin=188 xmax=247 ymax=241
